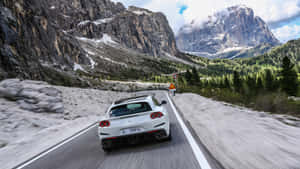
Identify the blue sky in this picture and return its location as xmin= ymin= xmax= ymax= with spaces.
xmin=112 ymin=0 xmax=300 ymax=43
xmin=179 ymin=5 xmax=187 ymax=14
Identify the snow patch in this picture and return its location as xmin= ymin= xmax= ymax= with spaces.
xmin=78 ymin=20 xmax=90 ymax=26
xmin=62 ymin=14 xmax=70 ymax=18
xmin=62 ymin=29 xmax=75 ymax=34
xmin=93 ymin=18 xmax=113 ymax=25
xmin=80 ymin=46 xmax=125 ymax=67
xmin=77 ymin=18 xmax=113 ymax=26
xmin=76 ymin=34 xmax=117 ymax=46
xmin=220 ymin=47 xmax=244 ymax=53
xmin=98 ymin=55 xmax=127 ymax=67
xmin=131 ymin=10 xmax=151 ymax=16
xmin=85 ymin=49 xmax=96 ymax=56
xmin=214 ymin=33 xmax=225 ymax=40
xmin=73 ymin=63 xmax=86 ymax=72
xmin=86 ymin=55 xmax=97 ymax=69
xmin=50 ymin=6 xmax=55 ymax=10
xmin=100 ymin=34 xmax=117 ymax=44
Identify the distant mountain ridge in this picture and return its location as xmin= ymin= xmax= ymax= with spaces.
xmin=176 ymin=5 xmax=280 ymax=59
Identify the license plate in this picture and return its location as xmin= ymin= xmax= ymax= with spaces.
xmin=121 ymin=128 xmax=142 ymax=135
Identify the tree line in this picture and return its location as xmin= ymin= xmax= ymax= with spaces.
xmin=181 ymin=56 xmax=299 ymax=97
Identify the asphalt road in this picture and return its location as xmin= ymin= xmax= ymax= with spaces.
xmin=21 ymin=92 xmax=223 ymax=169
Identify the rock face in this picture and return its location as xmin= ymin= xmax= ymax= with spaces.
xmin=74 ymin=6 xmax=178 ymax=57
xmin=0 ymin=79 xmax=64 ymax=113
xmin=0 ymin=0 xmax=180 ymax=83
xmin=176 ymin=5 xmax=280 ymax=59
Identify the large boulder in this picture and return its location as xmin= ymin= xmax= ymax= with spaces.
xmin=0 ymin=79 xmax=64 ymax=113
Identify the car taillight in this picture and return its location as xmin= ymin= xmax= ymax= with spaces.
xmin=150 ymin=112 xmax=164 ymax=119
xmin=99 ymin=120 xmax=110 ymax=127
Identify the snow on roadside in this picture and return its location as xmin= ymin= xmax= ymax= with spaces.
xmin=173 ymin=93 xmax=300 ymax=169
xmin=0 ymin=80 xmax=131 ymax=169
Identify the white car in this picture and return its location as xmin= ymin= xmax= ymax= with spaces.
xmin=98 ymin=95 xmax=171 ymax=152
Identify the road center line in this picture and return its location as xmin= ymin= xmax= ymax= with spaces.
xmin=166 ymin=93 xmax=212 ymax=169
xmin=15 ymin=123 xmax=96 ymax=169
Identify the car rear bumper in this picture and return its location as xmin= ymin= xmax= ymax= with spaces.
xmin=101 ymin=129 xmax=168 ymax=146
xmin=99 ymin=117 xmax=170 ymax=140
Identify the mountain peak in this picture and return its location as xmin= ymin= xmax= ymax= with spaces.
xmin=179 ymin=5 xmax=255 ymax=35
xmin=176 ymin=6 xmax=280 ymax=59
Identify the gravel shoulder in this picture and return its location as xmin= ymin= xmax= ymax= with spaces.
xmin=0 ymin=80 xmax=131 ymax=169
xmin=173 ymin=93 xmax=300 ymax=169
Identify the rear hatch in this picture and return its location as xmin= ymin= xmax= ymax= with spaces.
xmin=109 ymin=111 xmax=153 ymax=127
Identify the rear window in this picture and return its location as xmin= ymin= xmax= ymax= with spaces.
xmin=110 ymin=102 xmax=152 ymax=117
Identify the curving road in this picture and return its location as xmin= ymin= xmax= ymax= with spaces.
xmin=18 ymin=92 xmax=223 ymax=169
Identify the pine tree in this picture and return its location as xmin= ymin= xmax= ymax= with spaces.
xmin=281 ymin=56 xmax=298 ymax=96
xmin=185 ymin=69 xmax=192 ymax=84
xmin=224 ymin=76 xmax=230 ymax=89
xmin=233 ymin=71 xmax=242 ymax=92
xmin=265 ymin=69 xmax=274 ymax=91
xmin=256 ymin=76 xmax=264 ymax=90
xmin=191 ymin=67 xmax=200 ymax=85
xmin=246 ymin=75 xmax=256 ymax=94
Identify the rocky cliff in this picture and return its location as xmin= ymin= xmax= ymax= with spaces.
xmin=0 ymin=0 xmax=181 ymax=84
xmin=176 ymin=5 xmax=280 ymax=59
xmin=73 ymin=6 xmax=178 ymax=57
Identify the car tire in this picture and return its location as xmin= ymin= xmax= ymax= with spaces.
xmin=160 ymin=128 xmax=172 ymax=142
xmin=102 ymin=140 xmax=113 ymax=152
xmin=166 ymin=128 xmax=172 ymax=141
xmin=103 ymin=147 xmax=112 ymax=153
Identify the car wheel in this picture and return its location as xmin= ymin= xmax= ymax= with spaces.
xmin=103 ymin=147 xmax=112 ymax=153
xmin=102 ymin=140 xmax=113 ymax=152
xmin=165 ymin=128 xmax=172 ymax=141
xmin=159 ymin=129 xmax=172 ymax=142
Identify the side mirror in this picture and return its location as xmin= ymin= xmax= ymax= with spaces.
xmin=161 ymin=100 xmax=167 ymax=105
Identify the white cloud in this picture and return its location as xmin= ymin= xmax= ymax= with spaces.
xmin=272 ymin=25 xmax=300 ymax=42
xmin=182 ymin=0 xmax=300 ymax=25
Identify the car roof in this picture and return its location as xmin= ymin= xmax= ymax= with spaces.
xmin=113 ymin=95 xmax=152 ymax=105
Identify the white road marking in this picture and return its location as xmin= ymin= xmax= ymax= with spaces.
xmin=15 ymin=123 xmax=96 ymax=169
xmin=166 ymin=93 xmax=212 ymax=169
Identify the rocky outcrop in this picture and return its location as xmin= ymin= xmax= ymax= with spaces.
xmin=176 ymin=5 xmax=280 ymax=59
xmin=0 ymin=79 xmax=64 ymax=113
xmin=0 ymin=0 xmax=180 ymax=83
xmin=0 ymin=0 xmax=88 ymax=82
xmin=72 ymin=5 xmax=178 ymax=57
